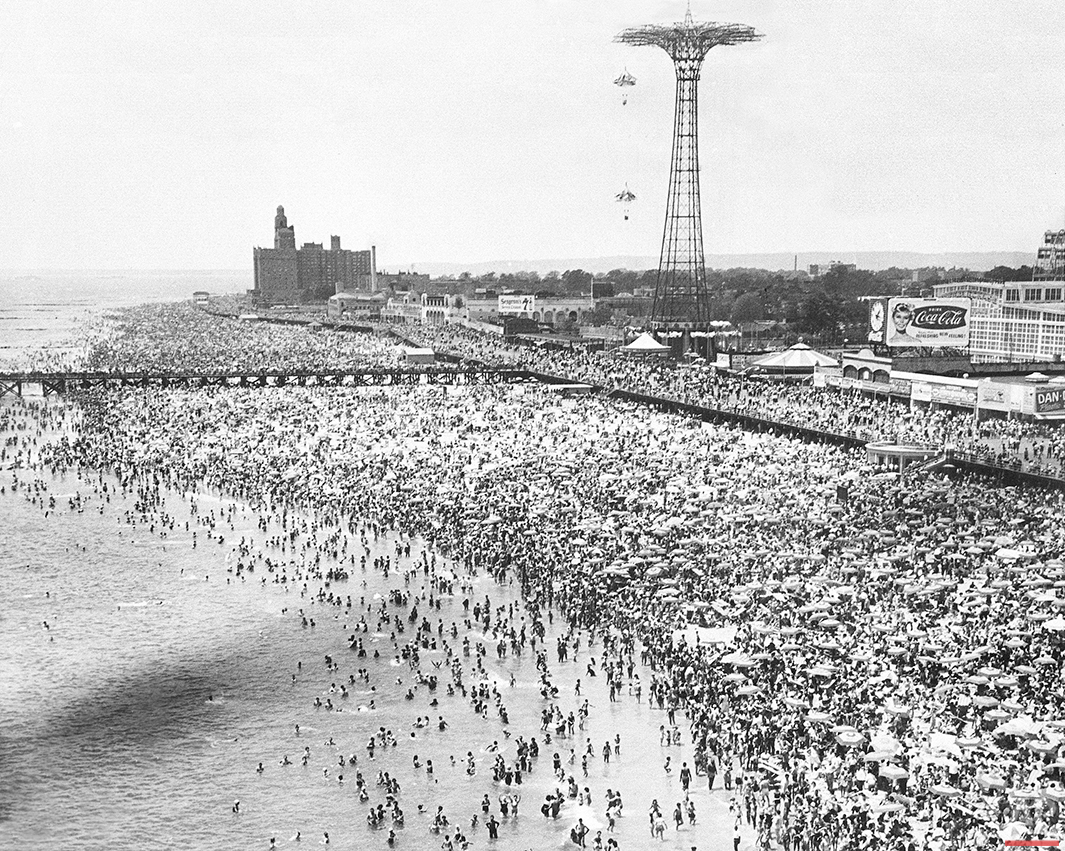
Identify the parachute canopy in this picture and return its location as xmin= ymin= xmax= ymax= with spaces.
xmin=614 ymin=69 xmax=636 ymax=105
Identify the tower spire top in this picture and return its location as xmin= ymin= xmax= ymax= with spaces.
xmin=684 ymin=1 xmax=692 ymax=27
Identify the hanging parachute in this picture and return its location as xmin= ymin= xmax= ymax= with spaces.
xmin=614 ymin=69 xmax=636 ymax=105
xmin=615 ymin=185 xmax=636 ymax=221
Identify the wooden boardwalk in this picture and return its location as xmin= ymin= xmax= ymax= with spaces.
xmin=0 ymin=368 xmax=536 ymax=398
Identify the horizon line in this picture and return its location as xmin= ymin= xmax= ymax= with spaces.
xmin=0 ymin=249 xmax=1040 ymax=276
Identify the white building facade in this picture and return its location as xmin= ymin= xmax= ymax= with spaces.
xmin=932 ymin=280 xmax=1065 ymax=363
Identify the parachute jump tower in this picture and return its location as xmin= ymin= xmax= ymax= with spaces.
xmin=616 ymin=7 xmax=760 ymax=339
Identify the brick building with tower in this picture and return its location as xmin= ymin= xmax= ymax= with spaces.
xmin=252 ymin=206 xmax=377 ymax=305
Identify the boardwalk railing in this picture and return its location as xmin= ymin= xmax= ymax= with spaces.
xmin=0 ymin=368 xmax=536 ymax=398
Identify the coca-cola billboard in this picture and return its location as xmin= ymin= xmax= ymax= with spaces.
xmin=885 ymin=298 xmax=971 ymax=348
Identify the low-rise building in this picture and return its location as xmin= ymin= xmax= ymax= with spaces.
xmin=809 ymin=261 xmax=857 ymax=278
xmin=465 ymin=295 xmax=595 ymax=326
xmin=326 ymin=291 xmax=385 ymax=321
xmin=421 ymin=293 xmax=468 ymax=325
xmin=380 ymin=293 xmax=423 ymax=324
xmin=376 ymin=270 xmax=430 ymax=292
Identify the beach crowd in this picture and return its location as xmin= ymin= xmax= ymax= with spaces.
xmin=80 ymin=304 xmax=407 ymax=374
xmin=9 ymin=303 xmax=1065 ymax=850
xmin=391 ymin=324 xmax=1065 ymax=480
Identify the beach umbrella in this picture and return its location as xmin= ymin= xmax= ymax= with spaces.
xmin=995 ymin=717 xmax=1042 ymax=736
xmin=930 ymin=784 xmax=962 ymax=798
xmin=976 ymin=773 xmax=1007 ymax=790
xmin=807 ymin=711 xmax=832 ymax=723
xmin=879 ymin=765 xmax=909 ymax=781
xmin=836 ymin=731 xmax=866 ymax=747
xmin=872 ymin=801 xmax=906 ymax=813
xmin=721 ymin=653 xmax=757 ymax=668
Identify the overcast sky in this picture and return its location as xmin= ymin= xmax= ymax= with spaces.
xmin=2 ymin=0 xmax=1064 ymax=270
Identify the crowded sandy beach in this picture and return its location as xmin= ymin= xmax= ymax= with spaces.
xmin=4 ymin=305 xmax=1065 ymax=851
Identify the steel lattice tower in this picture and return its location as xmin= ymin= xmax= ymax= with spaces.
xmin=617 ymin=7 xmax=761 ymax=331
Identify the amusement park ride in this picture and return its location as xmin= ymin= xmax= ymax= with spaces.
xmin=614 ymin=3 xmax=761 ymax=343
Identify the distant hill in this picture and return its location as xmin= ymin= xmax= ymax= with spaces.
xmin=411 ymin=251 xmax=1033 ymax=276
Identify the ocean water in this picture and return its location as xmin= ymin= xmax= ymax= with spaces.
xmin=0 ymin=271 xmax=249 ymax=370
xmin=0 ymin=442 xmax=729 ymax=851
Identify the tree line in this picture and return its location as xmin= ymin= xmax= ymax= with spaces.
xmin=425 ymin=264 xmax=1035 ymax=344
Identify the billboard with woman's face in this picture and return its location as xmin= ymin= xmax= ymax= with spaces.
xmin=869 ymin=298 xmax=971 ymax=348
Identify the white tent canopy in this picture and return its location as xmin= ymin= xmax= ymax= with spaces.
xmin=621 ymin=332 xmax=670 ymax=356
xmin=751 ymin=343 xmax=837 ymax=372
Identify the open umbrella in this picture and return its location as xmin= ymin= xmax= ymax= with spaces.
xmin=879 ymin=765 xmax=909 ymax=781
xmin=976 ymin=773 xmax=1007 ymax=790
xmin=930 ymin=784 xmax=962 ymax=798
